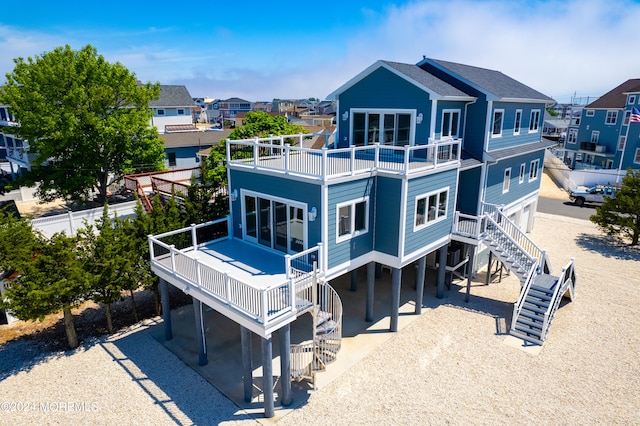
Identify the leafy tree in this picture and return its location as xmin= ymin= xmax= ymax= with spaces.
xmin=590 ymin=169 xmax=640 ymax=245
xmin=3 ymin=232 xmax=89 ymax=349
xmin=183 ymin=158 xmax=229 ymax=224
xmin=77 ymin=206 xmax=143 ymax=333
xmin=132 ymin=194 xmax=185 ymax=314
xmin=0 ymin=44 xmax=165 ymax=204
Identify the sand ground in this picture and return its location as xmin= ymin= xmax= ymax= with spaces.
xmin=0 ymin=174 xmax=638 ymax=425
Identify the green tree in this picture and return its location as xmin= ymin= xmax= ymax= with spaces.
xmin=77 ymin=206 xmax=143 ymax=333
xmin=590 ymin=169 xmax=640 ymax=245
xmin=132 ymin=194 xmax=185 ymax=314
xmin=0 ymin=44 xmax=165 ymax=204
xmin=3 ymin=232 xmax=89 ymax=349
xmin=0 ymin=209 xmax=41 ymax=273
xmin=183 ymin=158 xmax=229 ymax=224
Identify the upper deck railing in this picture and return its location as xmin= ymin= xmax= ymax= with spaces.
xmin=148 ymin=217 xmax=323 ymax=330
xmin=227 ymin=133 xmax=461 ymax=181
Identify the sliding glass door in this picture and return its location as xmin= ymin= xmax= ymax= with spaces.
xmin=242 ymin=192 xmax=307 ymax=254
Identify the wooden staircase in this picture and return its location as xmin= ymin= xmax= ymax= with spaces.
xmin=481 ymin=208 xmax=576 ymax=345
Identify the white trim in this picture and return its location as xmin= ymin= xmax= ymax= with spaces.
xmin=350 ymin=108 xmax=416 ymax=146
xmin=239 ymin=189 xmax=308 ymax=253
xmin=502 ymin=167 xmax=511 ymax=193
xmin=528 ymin=109 xmax=541 ymax=133
xmin=628 ymin=95 xmax=636 ymax=105
xmin=398 ymin=178 xmax=408 ymax=258
xmin=634 ymin=148 xmax=640 ymax=165
xmin=591 ymin=130 xmax=600 ymax=144
xmin=514 ymin=109 xmax=522 ymax=135
xmin=528 ymin=159 xmax=540 ymax=182
xmin=519 ymin=163 xmax=525 ymax=183
xmin=413 ymin=187 xmax=449 ymax=232
xmin=335 ymin=196 xmax=370 ymax=243
xmin=605 ymin=110 xmax=618 ymax=125
xmin=586 ymin=109 xmax=595 ymax=117
xmin=618 ymin=136 xmax=626 ymax=151
xmin=492 ymin=109 xmax=504 ymax=138
xmin=441 ymin=108 xmax=461 ymax=139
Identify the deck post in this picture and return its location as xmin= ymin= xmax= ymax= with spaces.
xmin=366 ymin=262 xmax=375 ymax=322
xmin=486 ymin=251 xmax=493 ymax=285
xmin=192 ymin=298 xmax=208 ymax=366
xmin=279 ymin=324 xmax=292 ymax=406
xmin=159 ymin=279 xmax=173 ymax=341
xmin=415 ymin=256 xmax=427 ymax=314
xmin=465 ymin=247 xmax=475 ymax=303
xmin=375 ymin=263 xmax=382 ymax=278
xmin=262 ymin=335 xmax=275 ymax=418
xmin=350 ymin=268 xmax=358 ymax=292
xmin=390 ymin=267 xmax=402 ymax=332
xmin=437 ymin=245 xmax=447 ymax=299
xmin=240 ymin=326 xmax=253 ymax=403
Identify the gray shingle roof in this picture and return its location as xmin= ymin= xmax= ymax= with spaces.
xmin=490 ymin=139 xmax=556 ymax=160
xmin=149 ymin=85 xmax=195 ymax=108
xmin=428 ymin=59 xmax=553 ymax=102
xmin=381 ymin=61 xmax=471 ymax=98
xmin=160 ymin=129 xmax=233 ymax=148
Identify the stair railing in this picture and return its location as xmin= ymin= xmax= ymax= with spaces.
xmin=540 ymin=258 xmax=576 ymax=341
xmin=510 ymin=260 xmax=539 ymax=332
xmin=488 ymin=208 xmax=551 ymax=275
xmin=484 ymin=214 xmax=537 ymax=274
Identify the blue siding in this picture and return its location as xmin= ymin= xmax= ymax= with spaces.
xmin=457 ymin=167 xmax=482 ymax=215
xmin=164 ymin=146 xmax=211 ymax=169
xmin=337 ymin=67 xmax=432 ymax=147
xmin=487 ymin=102 xmax=546 ymax=151
xmin=229 ymin=170 xmax=322 ymax=246
xmin=484 ymin=150 xmax=544 ymax=206
xmin=463 ymin=98 xmax=488 ymax=159
xmin=404 ymin=168 xmax=457 ymax=256
xmin=327 ymin=177 xmax=376 ymax=269
xmin=373 ymin=177 xmax=402 ymax=256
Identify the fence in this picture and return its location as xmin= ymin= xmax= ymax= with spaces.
xmin=30 ymin=201 xmax=138 ymax=237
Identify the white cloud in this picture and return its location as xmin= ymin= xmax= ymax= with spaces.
xmin=2 ymin=0 xmax=639 ymax=103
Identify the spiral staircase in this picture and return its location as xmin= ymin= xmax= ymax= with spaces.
xmin=289 ymin=280 xmax=343 ymax=387
xmin=481 ymin=208 xmax=577 ymax=345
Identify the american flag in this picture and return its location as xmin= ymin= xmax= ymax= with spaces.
xmin=631 ymin=106 xmax=640 ymax=123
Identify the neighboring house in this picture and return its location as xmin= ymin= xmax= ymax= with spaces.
xmin=218 ymin=97 xmax=252 ymax=120
xmin=563 ymin=79 xmax=640 ymax=173
xmin=252 ymin=101 xmax=273 ymax=112
xmin=542 ymin=113 xmax=569 ymax=141
xmin=161 ymin=129 xmax=232 ymax=169
xmin=150 ymin=85 xmax=196 ymax=133
xmin=149 ymin=57 xmax=576 ymax=418
xmin=1 ymin=103 xmax=32 ymax=179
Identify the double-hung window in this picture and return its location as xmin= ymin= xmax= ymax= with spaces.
xmin=414 ymin=188 xmax=448 ymax=230
xmin=529 ymin=110 xmax=540 ymax=132
xmin=605 ymin=110 xmax=618 ymax=125
xmin=529 ymin=159 xmax=540 ymax=181
xmin=492 ymin=109 xmax=504 ymax=137
xmin=503 ymin=168 xmax=511 ymax=193
xmin=336 ymin=197 xmax=369 ymax=242
xmin=352 ymin=110 xmax=413 ymax=146
xmin=514 ymin=109 xmax=522 ymax=135
xmin=441 ymin=109 xmax=461 ymax=138
xmin=519 ymin=163 xmax=526 ymax=183
xmin=591 ymin=131 xmax=600 ymax=144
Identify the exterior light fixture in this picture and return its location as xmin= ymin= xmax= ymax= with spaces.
xmin=308 ymin=207 xmax=317 ymax=221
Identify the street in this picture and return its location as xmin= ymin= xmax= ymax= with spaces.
xmin=537 ymin=196 xmax=596 ymax=221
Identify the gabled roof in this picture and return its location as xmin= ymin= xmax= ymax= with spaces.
xmin=221 ymin=97 xmax=252 ymax=104
xmin=160 ymin=129 xmax=233 ymax=148
xmin=327 ymin=60 xmax=475 ymax=101
xmin=149 ymin=85 xmax=195 ymax=108
xmin=419 ymin=58 xmax=554 ymax=103
xmin=586 ymin=79 xmax=640 ymax=109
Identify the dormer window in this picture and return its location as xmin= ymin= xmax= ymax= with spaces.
xmin=629 ymin=95 xmax=636 ymax=105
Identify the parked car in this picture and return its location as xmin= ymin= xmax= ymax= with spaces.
xmin=569 ymin=184 xmax=619 ymax=206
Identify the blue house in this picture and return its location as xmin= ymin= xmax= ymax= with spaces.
xmin=149 ymin=58 xmax=576 ymax=418
xmin=562 ymin=79 xmax=640 ymax=174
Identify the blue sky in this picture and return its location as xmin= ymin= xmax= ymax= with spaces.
xmin=2 ymin=0 xmax=639 ymax=103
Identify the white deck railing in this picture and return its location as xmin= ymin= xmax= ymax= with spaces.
xmin=148 ymin=218 xmax=323 ymax=328
xmin=227 ymin=134 xmax=461 ymax=181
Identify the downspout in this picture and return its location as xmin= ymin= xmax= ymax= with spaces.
xmin=477 ymin=100 xmax=494 ymax=215
xmin=429 ymin=99 xmax=438 ymax=142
